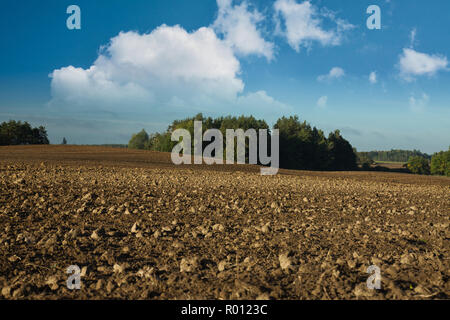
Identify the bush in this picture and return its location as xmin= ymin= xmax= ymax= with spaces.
xmin=407 ymin=156 xmax=430 ymax=175
xmin=357 ymin=153 xmax=374 ymax=166
xmin=431 ymin=149 xmax=450 ymax=177
xmin=361 ymin=162 xmax=371 ymax=171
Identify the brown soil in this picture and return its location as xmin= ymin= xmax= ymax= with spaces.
xmin=0 ymin=146 xmax=449 ymax=300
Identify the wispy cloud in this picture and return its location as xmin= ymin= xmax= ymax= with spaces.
xmin=316 ymin=95 xmax=328 ymax=108
xmin=317 ymin=67 xmax=345 ymax=82
xmin=369 ymin=71 xmax=377 ymax=84
xmin=398 ymin=48 xmax=448 ymax=81
xmin=213 ymin=0 xmax=274 ymax=60
xmin=274 ymin=0 xmax=354 ymax=52
xmin=409 ymin=93 xmax=429 ymax=113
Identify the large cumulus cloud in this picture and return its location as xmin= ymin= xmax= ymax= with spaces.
xmin=50 ymin=25 xmax=248 ymax=111
xmin=49 ymin=22 xmax=291 ymax=118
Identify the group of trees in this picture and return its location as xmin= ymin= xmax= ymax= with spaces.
xmin=130 ymin=113 xmax=271 ymax=163
xmin=274 ymin=116 xmax=356 ymax=170
xmin=129 ymin=114 xmax=358 ymax=171
xmin=407 ymin=156 xmax=431 ymax=175
xmin=358 ymin=149 xmax=431 ymax=162
xmin=0 ymin=120 xmax=49 ymax=145
xmin=406 ymin=147 xmax=450 ymax=176
xmin=430 ymin=148 xmax=450 ymax=176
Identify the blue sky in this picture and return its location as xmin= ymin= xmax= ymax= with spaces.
xmin=0 ymin=0 xmax=449 ymax=153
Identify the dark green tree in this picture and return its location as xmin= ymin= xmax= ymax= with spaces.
xmin=0 ymin=120 xmax=49 ymax=145
xmin=274 ymin=116 xmax=356 ymax=171
xmin=274 ymin=116 xmax=327 ymax=170
xmin=128 ymin=129 xmax=149 ymax=150
xmin=327 ymin=130 xmax=358 ymax=171
xmin=32 ymin=126 xmax=49 ymax=144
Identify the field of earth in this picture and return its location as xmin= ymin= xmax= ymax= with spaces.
xmin=374 ymin=161 xmax=406 ymax=169
xmin=0 ymin=145 xmax=448 ymax=300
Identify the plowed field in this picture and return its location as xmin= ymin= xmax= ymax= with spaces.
xmin=0 ymin=146 xmax=448 ymax=299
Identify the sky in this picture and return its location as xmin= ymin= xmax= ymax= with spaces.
xmin=0 ymin=0 xmax=449 ymax=153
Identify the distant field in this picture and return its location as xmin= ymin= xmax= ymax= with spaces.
xmin=375 ymin=161 xmax=406 ymax=164
xmin=0 ymin=146 xmax=448 ymax=299
xmin=374 ymin=161 xmax=407 ymax=170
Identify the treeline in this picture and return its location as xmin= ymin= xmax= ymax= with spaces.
xmin=0 ymin=120 xmax=49 ymax=145
xmin=358 ymin=149 xmax=431 ymax=162
xmin=129 ymin=114 xmax=357 ymax=171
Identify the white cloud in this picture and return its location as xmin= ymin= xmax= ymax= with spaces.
xmin=316 ymin=96 xmax=327 ymax=108
xmin=317 ymin=67 xmax=345 ymax=82
xmin=398 ymin=48 xmax=448 ymax=81
xmin=274 ymin=0 xmax=354 ymax=52
xmin=213 ymin=0 xmax=274 ymax=60
xmin=50 ymin=25 xmax=286 ymax=116
xmin=369 ymin=71 xmax=377 ymax=84
xmin=409 ymin=93 xmax=429 ymax=113
xmin=236 ymin=90 xmax=291 ymax=116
